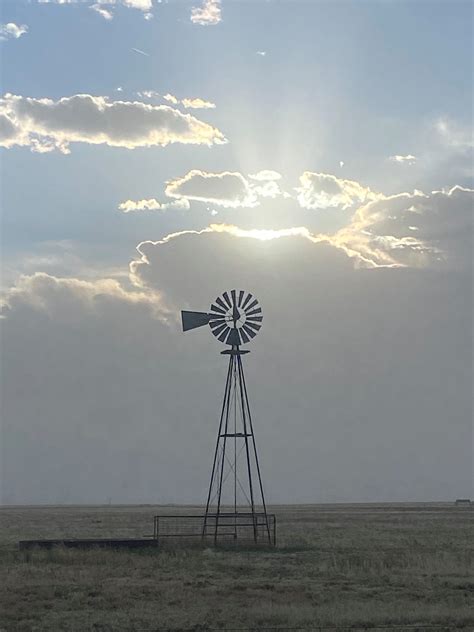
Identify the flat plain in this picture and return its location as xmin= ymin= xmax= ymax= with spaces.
xmin=0 ymin=503 xmax=472 ymax=631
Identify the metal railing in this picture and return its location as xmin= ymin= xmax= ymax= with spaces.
xmin=153 ymin=513 xmax=276 ymax=545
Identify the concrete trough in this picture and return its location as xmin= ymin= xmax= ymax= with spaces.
xmin=18 ymin=538 xmax=159 ymax=550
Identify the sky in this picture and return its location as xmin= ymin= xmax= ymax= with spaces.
xmin=0 ymin=0 xmax=472 ymax=505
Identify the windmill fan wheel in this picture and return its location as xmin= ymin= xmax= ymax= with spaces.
xmin=209 ymin=290 xmax=263 ymax=346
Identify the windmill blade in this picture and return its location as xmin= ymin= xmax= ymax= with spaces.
xmin=227 ymin=328 xmax=241 ymax=346
xmin=231 ymin=289 xmax=237 ymax=306
xmin=218 ymin=328 xmax=229 ymax=343
xmin=239 ymin=328 xmax=250 ymax=344
xmin=245 ymin=320 xmax=261 ymax=332
xmin=243 ymin=324 xmax=257 ymax=338
xmin=246 ymin=298 xmax=259 ymax=312
xmin=246 ymin=307 xmax=262 ymax=317
xmin=210 ymin=303 xmax=226 ymax=315
xmin=181 ymin=311 xmax=211 ymax=332
xmin=211 ymin=322 xmax=229 ymax=337
xmin=222 ymin=291 xmax=232 ymax=308
xmin=246 ymin=316 xmax=263 ymax=323
xmin=209 ymin=315 xmax=225 ymax=325
xmin=216 ymin=296 xmax=228 ymax=311
xmin=238 ymin=290 xmax=245 ymax=307
xmin=210 ymin=317 xmax=225 ymax=328
xmin=241 ymin=292 xmax=253 ymax=309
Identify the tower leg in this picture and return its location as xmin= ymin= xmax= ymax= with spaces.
xmin=202 ymin=354 xmax=233 ymax=539
xmin=238 ymin=354 xmax=272 ymax=544
xmin=213 ymin=354 xmax=234 ymax=543
xmin=236 ymin=353 xmax=257 ymax=541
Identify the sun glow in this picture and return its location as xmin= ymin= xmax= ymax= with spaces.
xmin=210 ymin=224 xmax=315 ymax=241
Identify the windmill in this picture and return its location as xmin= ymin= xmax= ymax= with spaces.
xmin=181 ymin=290 xmax=271 ymax=544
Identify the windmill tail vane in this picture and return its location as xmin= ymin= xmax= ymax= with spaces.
xmin=181 ymin=290 xmax=271 ymax=544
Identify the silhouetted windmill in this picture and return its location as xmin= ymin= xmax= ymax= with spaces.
xmin=182 ymin=290 xmax=271 ymax=544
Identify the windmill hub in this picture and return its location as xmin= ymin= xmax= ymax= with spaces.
xmin=224 ymin=305 xmax=246 ymax=328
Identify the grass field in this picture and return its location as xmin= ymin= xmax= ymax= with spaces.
xmin=0 ymin=503 xmax=472 ymax=631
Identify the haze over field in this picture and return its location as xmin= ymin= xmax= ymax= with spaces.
xmin=1 ymin=0 xmax=472 ymax=504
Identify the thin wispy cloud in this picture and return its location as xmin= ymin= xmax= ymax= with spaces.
xmin=37 ymin=0 xmax=152 ymax=19
xmin=181 ymin=97 xmax=215 ymax=110
xmin=390 ymin=154 xmax=417 ymax=165
xmin=141 ymin=92 xmax=216 ymax=109
xmin=137 ymin=90 xmax=160 ymax=99
xmin=435 ymin=117 xmax=473 ymax=149
xmin=131 ymin=47 xmax=150 ymax=57
xmin=90 ymin=4 xmax=113 ymax=20
xmin=248 ymin=170 xmax=282 ymax=181
xmin=118 ymin=198 xmax=190 ymax=213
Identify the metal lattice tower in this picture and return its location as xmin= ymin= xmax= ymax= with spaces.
xmin=181 ymin=290 xmax=271 ymax=544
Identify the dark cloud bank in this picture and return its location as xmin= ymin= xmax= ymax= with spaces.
xmin=2 ymin=231 xmax=472 ymax=504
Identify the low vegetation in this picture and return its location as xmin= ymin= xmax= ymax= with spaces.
xmin=0 ymin=503 xmax=472 ymax=630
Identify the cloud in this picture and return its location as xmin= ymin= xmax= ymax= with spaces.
xmin=0 ymin=93 xmax=227 ymax=153
xmin=121 ymin=167 xmax=472 ymax=271
xmin=247 ymin=171 xmax=285 ymax=198
xmin=191 ymin=0 xmax=221 ymax=25
xmin=250 ymin=180 xmax=283 ymax=199
xmin=165 ymin=170 xmax=259 ymax=208
xmin=133 ymin=224 xmax=320 ymax=248
xmin=90 ymin=4 xmax=114 ymax=19
xmin=390 ymin=154 xmax=417 ymax=165
xmin=248 ymin=170 xmax=282 ymax=181
xmin=0 ymin=113 xmax=21 ymax=147
xmin=145 ymin=92 xmax=216 ymax=109
xmin=137 ymin=90 xmax=159 ymax=100
xmin=2 ymin=272 xmax=165 ymax=320
xmin=296 ymin=172 xmax=382 ymax=210
xmin=0 ymin=23 xmax=28 ymax=40
xmin=156 ymin=175 xmax=472 ymax=271
xmin=181 ymin=98 xmax=215 ymax=110
xmin=163 ymin=93 xmax=179 ymax=105
xmin=118 ymin=198 xmax=190 ymax=213
xmin=131 ymin=47 xmax=150 ymax=56
xmin=333 ymin=185 xmax=474 ymax=268
xmin=435 ymin=117 xmax=473 ymax=149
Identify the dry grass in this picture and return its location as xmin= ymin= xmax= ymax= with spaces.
xmin=0 ymin=503 xmax=472 ymax=631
